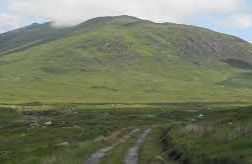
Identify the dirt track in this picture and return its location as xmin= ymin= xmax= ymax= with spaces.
xmin=85 ymin=128 xmax=140 ymax=164
xmin=124 ymin=128 xmax=152 ymax=164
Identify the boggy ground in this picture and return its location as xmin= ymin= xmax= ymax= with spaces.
xmin=0 ymin=102 xmax=251 ymax=164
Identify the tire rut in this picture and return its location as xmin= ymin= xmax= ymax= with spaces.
xmin=124 ymin=128 xmax=152 ymax=164
xmin=84 ymin=128 xmax=140 ymax=164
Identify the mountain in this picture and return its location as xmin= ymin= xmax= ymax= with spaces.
xmin=0 ymin=15 xmax=252 ymax=103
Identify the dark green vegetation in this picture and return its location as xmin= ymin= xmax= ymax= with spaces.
xmin=163 ymin=107 xmax=252 ymax=164
xmin=1 ymin=15 xmax=252 ymax=103
xmin=0 ymin=103 xmax=251 ymax=164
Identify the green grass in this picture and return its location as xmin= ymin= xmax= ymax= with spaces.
xmin=1 ymin=16 xmax=252 ymax=163
xmin=165 ymin=106 xmax=252 ymax=163
xmin=1 ymin=16 xmax=252 ymax=103
xmin=220 ymin=72 xmax=252 ymax=89
xmin=0 ymin=105 xmax=167 ymax=163
xmin=139 ymin=127 xmax=170 ymax=164
xmin=0 ymin=103 xmax=252 ymax=163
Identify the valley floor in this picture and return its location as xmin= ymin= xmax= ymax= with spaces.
xmin=0 ymin=102 xmax=252 ymax=164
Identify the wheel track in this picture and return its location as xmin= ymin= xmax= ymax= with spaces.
xmin=124 ymin=128 xmax=152 ymax=164
xmin=84 ymin=128 xmax=140 ymax=164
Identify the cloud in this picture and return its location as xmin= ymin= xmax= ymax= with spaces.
xmin=0 ymin=0 xmax=249 ymax=33
xmin=3 ymin=0 xmax=246 ymax=27
xmin=224 ymin=14 xmax=252 ymax=29
xmin=0 ymin=13 xmax=22 ymax=30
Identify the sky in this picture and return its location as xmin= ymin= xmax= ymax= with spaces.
xmin=0 ymin=0 xmax=252 ymax=42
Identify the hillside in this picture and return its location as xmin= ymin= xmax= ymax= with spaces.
xmin=0 ymin=15 xmax=252 ymax=103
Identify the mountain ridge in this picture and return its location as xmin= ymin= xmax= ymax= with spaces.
xmin=0 ymin=15 xmax=252 ymax=103
xmin=1 ymin=15 xmax=250 ymax=56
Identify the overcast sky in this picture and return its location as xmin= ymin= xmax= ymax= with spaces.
xmin=0 ymin=0 xmax=252 ymax=42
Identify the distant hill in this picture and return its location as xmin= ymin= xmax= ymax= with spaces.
xmin=0 ymin=15 xmax=252 ymax=103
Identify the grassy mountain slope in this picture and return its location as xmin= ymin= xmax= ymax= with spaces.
xmin=0 ymin=22 xmax=62 ymax=54
xmin=0 ymin=16 xmax=252 ymax=103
